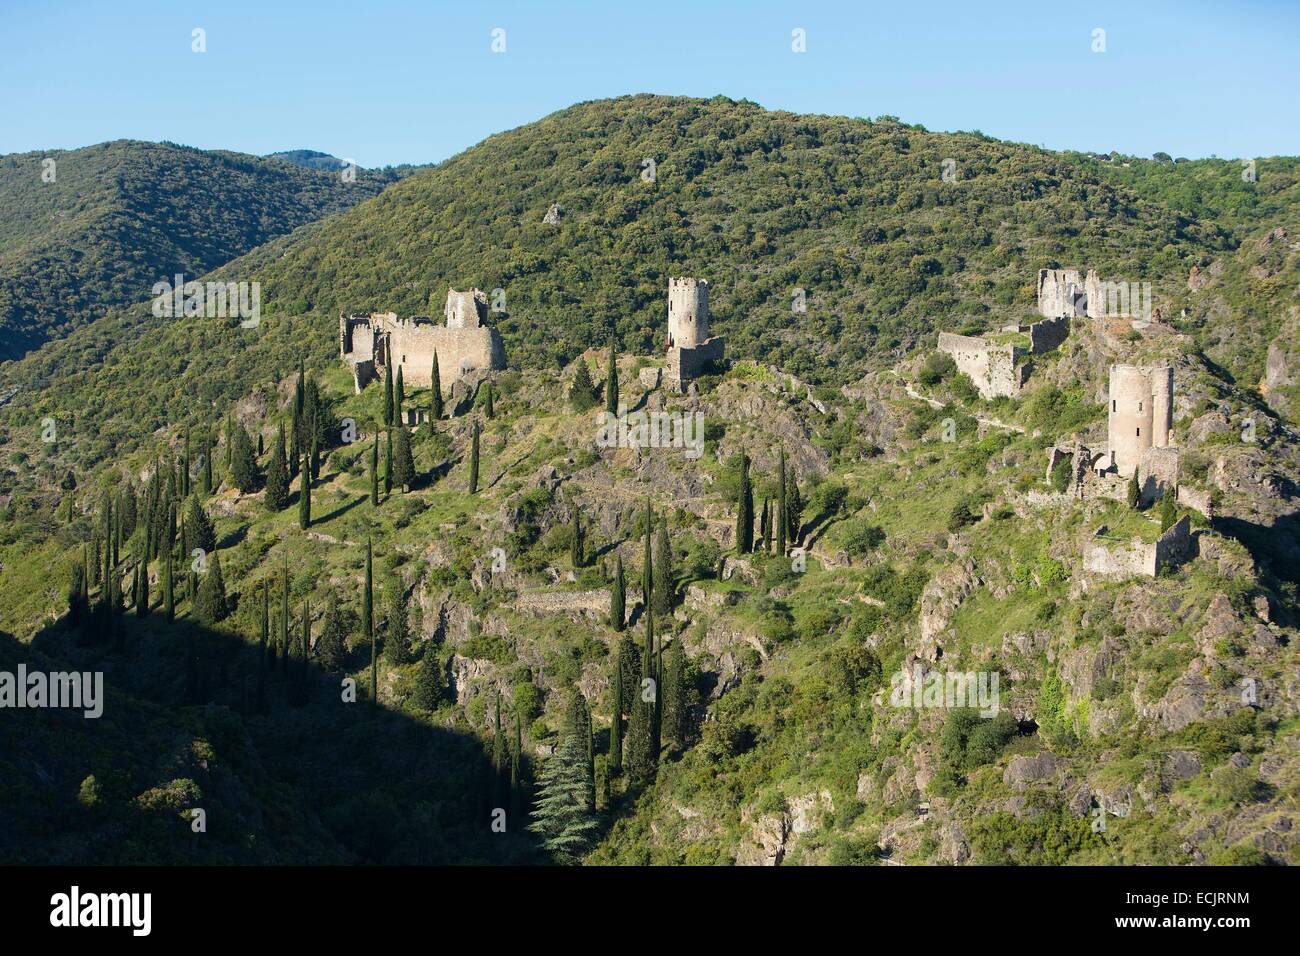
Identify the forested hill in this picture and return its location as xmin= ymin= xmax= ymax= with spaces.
xmin=2 ymin=93 xmax=1265 ymax=480
xmin=0 ymin=140 xmax=408 ymax=361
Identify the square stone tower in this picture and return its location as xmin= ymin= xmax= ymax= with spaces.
xmin=1107 ymin=364 xmax=1173 ymax=476
xmin=444 ymin=288 xmax=488 ymax=329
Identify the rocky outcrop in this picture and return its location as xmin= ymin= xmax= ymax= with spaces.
xmin=1003 ymin=752 xmax=1059 ymax=790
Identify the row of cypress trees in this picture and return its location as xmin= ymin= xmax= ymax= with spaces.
xmin=736 ymin=446 xmax=803 ymax=555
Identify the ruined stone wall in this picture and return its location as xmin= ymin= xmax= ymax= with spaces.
xmin=389 ymin=323 xmax=505 ymax=388
xmin=1151 ymin=515 xmax=1192 ymax=576
xmin=1139 ymin=445 xmax=1181 ymax=506
xmin=1038 ymin=268 xmax=1102 ymax=318
xmin=937 ymin=332 xmax=1024 ymax=399
xmin=667 ymin=337 xmax=725 ymax=392
xmin=1027 ymin=315 xmax=1069 ymax=354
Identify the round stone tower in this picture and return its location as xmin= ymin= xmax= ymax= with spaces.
xmin=1108 ymin=364 xmax=1173 ymax=476
xmin=667 ymin=277 xmax=709 ymax=349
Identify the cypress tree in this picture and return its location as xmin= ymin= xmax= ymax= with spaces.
xmin=185 ymin=496 xmax=215 ymax=554
xmin=201 ymin=432 xmax=213 ymax=496
xmin=785 ymin=460 xmax=803 ymax=543
xmin=492 ymin=695 xmax=508 ymax=808
xmin=368 ymin=436 xmax=380 ymax=506
xmin=395 ymin=365 xmax=405 ymax=424
xmin=297 ymin=596 xmax=311 ymax=705
xmin=609 ymin=650 xmax=623 ymax=775
xmin=662 ymin=639 xmax=688 ymax=753
xmin=230 ymin=424 xmax=260 ymax=492
xmin=265 ymin=425 xmax=289 ymax=510
xmin=570 ymin=504 xmax=584 ymax=568
xmin=384 ymin=362 xmax=394 ymax=428
xmin=737 ymin=452 xmax=754 ymax=553
xmin=430 ymin=353 xmax=444 ymax=420
xmin=281 ymin=564 xmax=291 ymax=675
xmin=484 ymin=381 xmax=495 ymax=419
xmin=511 ymin=712 xmax=524 ymax=823
xmin=137 ymin=554 xmax=150 ymax=617
xmin=605 ymin=336 xmax=619 ymax=414
xmin=777 ymin=448 xmax=788 ymax=557
xmin=181 ymin=428 xmax=191 ymax=498
xmin=365 ymin=540 xmax=376 ymax=704
xmin=616 ymin=633 xmax=640 ymax=715
xmin=193 ymin=551 xmax=228 ymax=625
xmin=260 ymin=581 xmax=270 ymax=665
xmin=1128 ymin=467 xmax=1141 ymax=509
xmin=652 ymin=521 xmax=674 ymax=615
xmin=392 ymin=425 xmax=415 ymax=491
xmin=624 ymin=608 xmax=657 ymax=786
xmin=642 ymin=500 xmax=653 ymax=613
xmin=384 ymin=579 xmax=410 ymax=665
xmin=309 ymin=433 xmax=320 ymax=483
xmin=760 ymin=497 xmax=771 ymax=553
xmin=610 ymin=553 xmax=626 ymax=631
xmin=569 ymin=360 xmax=598 ymax=411
xmin=163 ymin=504 xmax=175 ymax=621
xmin=383 ymin=430 xmax=393 ymax=495
xmin=1159 ymin=487 xmax=1177 ymax=531
xmin=131 ymin=560 xmax=141 ymax=615
xmin=318 ymin=590 xmax=349 ymax=672
xmin=298 ymin=452 xmax=311 ymax=529
xmin=468 ymin=420 xmax=480 ymax=494
xmin=289 ymin=396 xmax=302 ymax=478
xmin=412 ymin=645 xmax=444 ymax=711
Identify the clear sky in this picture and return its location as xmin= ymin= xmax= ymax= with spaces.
xmin=2 ymin=0 xmax=1298 ymax=166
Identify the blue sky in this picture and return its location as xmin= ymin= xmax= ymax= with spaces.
xmin=2 ymin=0 xmax=1297 ymax=166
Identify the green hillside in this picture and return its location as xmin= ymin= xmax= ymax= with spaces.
xmin=0 ymin=96 xmax=1296 ymax=867
xmin=0 ymin=140 xmax=408 ymax=360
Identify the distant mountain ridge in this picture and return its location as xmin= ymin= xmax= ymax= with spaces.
xmin=0 ymin=140 xmax=406 ymax=361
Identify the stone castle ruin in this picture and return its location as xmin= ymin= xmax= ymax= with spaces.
xmin=1038 ymin=268 xmax=1152 ymax=322
xmin=340 ymin=288 xmax=506 ymax=395
xmin=937 ymin=315 xmax=1068 ymax=399
xmin=665 ymin=277 xmax=725 ymax=392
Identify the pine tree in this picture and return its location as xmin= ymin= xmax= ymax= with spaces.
xmin=384 ymin=362 xmax=394 ymax=427
xmin=392 ymin=425 xmax=415 ymax=491
xmin=570 ymin=503 xmax=584 ymax=568
xmin=568 ymin=360 xmax=598 ymax=411
xmin=528 ymin=735 xmax=599 ymax=863
xmin=230 ymin=423 xmax=261 ymax=492
xmin=777 ymin=447 xmax=788 ymax=556
xmin=605 ymin=337 xmax=619 ymax=414
xmin=610 ymin=553 xmax=626 ymax=631
xmin=737 ymin=452 xmax=754 ymax=553
xmin=395 ymin=365 xmax=405 ymax=424
xmin=370 ymin=437 xmax=380 ymax=505
xmin=412 ymin=646 xmax=443 ymax=711
xmin=193 ymin=551 xmax=228 ymax=625
xmin=468 ymin=421 xmax=480 ymax=494
xmin=185 ymin=495 xmax=216 ymax=554
xmin=1128 ymin=467 xmax=1141 ymax=509
xmin=265 ymin=425 xmax=289 ymax=510
xmin=383 ymin=430 xmax=393 ymax=495
xmin=430 ymin=352 xmax=444 ymax=420
xmin=652 ymin=521 xmax=674 ymax=615
xmin=318 ymin=590 xmax=349 ymax=671
xmin=365 ymin=540 xmax=376 ymax=704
